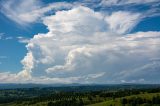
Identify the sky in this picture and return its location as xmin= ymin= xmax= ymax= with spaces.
xmin=0 ymin=0 xmax=160 ymax=84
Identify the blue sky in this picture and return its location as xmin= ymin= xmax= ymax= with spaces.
xmin=0 ymin=0 xmax=160 ymax=84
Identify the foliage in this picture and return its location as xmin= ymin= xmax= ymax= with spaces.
xmin=0 ymin=85 xmax=160 ymax=106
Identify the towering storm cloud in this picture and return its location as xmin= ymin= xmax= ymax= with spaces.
xmin=19 ymin=6 xmax=160 ymax=83
xmin=0 ymin=0 xmax=160 ymax=84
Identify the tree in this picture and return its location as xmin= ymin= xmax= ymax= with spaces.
xmin=79 ymin=98 xmax=84 ymax=106
xmin=47 ymin=101 xmax=54 ymax=106
xmin=121 ymin=98 xmax=127 ymax=106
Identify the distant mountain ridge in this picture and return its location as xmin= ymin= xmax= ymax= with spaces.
xmin=0 ymin=83 xmax=160 ymax=90
xmin=0 ymin=83 xmax=82 ymax=89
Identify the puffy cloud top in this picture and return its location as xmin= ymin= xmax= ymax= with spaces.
xmin=0 ymin=5 xmax=160 ymax=84
xmin=17 ymin=6 xmax=160 ymax=83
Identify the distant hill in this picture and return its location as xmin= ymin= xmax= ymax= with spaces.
xmin=0 ymin=83 xmax=83 ymax=89
xmin=0 ymin=83 xmax=160 ymax=90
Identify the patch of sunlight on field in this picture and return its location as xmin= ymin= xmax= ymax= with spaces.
xmin=87 ymin=93 xmax=160 ymax=106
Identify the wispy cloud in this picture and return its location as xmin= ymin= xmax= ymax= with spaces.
xmin=100 ymin=0 xmax=160 ymax=6
xmin=0 ymin=56 xmax=8 ymax=66
xmin=1 ymin=0 xmax=159 ymax=27
xmin=0 ymin=0 xmax=42 ymax=25
xmin=0 ymin=33 xmax=4 ymax=39
xmin=105 ymin=11 xmax=141 ymax=34
xmin=17 ymin=36 xmax=30 ymax=43
xmin=0 ymin=56 xmax=7 ymax=59
xmin=117 ymin=60 xmax=160 ymax=84
xmin=0 ymin=33 xmax=13 ymax=40
xmin=5 ymin=36 xmax=13 ymax=40
xmin=0 ymin=0 xmax=73 ymax=26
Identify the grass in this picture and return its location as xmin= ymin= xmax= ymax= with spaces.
xmin=1 ymin=92 xmax=160 ymax=106
xmin=0 ymin=102 xmax=48 ymax=106
xmin=87 ymin=92 xmax=160 ymax=106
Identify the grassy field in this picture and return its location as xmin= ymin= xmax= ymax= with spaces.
xmin=1 ymin=92 xmax=160 ymax=106
xmin=0 ymin=102 xmax=48 ymax=106
xmin=87 ymin=93 xmax=160 ymax=106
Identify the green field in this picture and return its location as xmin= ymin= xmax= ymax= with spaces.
xmin=0 ymin=92 xmax=160 ymax=106
xmin=87 ymin=93 xmax=160 ymax=106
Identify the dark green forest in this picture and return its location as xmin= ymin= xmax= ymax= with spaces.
xmin=0 ymin=84 xmax=160 ymax=106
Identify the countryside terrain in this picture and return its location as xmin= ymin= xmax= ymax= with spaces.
xmin=0 ymin=84 xmax=160 ymax=106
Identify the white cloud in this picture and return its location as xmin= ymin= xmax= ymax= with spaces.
xmin=20 ymin=6 xmax=160 ymax=83
xmin=0 ymin=33 xmax=4 ymax=39
xmin=1 ymin=0 xmax=159 ymax=27
xmin=118 ymin=60 xmax=160 ymax=83
xmin=0 ymin=33 xmax=13 ymax=40
xmin=0 ymin=6 xmax=160 ymax=84
xmin=100 ymin=0 xmax=160 ymax=6
xmin=43 ymin=6 xmax=106 ymax=34
xmin=105 ymin=11 xmax=141 ymax=34
xmin=120 ymin=79 xmax=145 ymax=84
xmin=121 ymin=0 xmax=160 ymax=5
xmin=0 ymin=0 xmax=42 ymax=25
xmin=0 ymin=71 xmax=105 ymax=84
xmin=1 ymin=36 xmax=13 ymax=40
xmin=0 ymin=72 xmax=28 ymax=83
xmin=19 ymin=52 xmax=34 ymax=79
xmin=0 ymin=0 xmax=73 ymax=25
xmin=0 ymin=56 xmax=7 ymax=59
xmin=85 ymin=72 xmax=106 ymax=80
xmin=17 ymin=36 xmax=30 ymax=43
xmin=0 ymin=33 xmax=4 ymax=36
xmin=100 ymin=0 xmax=119 ymax=6
xmin=31 ymin=72 xmax=106 ymax=84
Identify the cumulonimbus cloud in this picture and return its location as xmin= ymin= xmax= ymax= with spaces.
xmin=0 ymin=5 xmax=160 ymax=84
xmin=17 ymin=6 xmax=160 ymax=83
